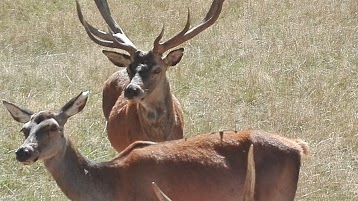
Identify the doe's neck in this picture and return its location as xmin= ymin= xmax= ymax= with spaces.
xmin=43 ymin=138 xmax=119 ymax=201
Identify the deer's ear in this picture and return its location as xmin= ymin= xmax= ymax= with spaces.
xmin=102 ymin=50 xmax=132 ymax=67
xmin=60 ymin=91 xmax=89 ymax=118
xmin=163 ymin=48 xmax=184 ymax=67
xmin=3 ymin=101 xmax=33 ymax=123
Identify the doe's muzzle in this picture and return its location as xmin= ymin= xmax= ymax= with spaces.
xmin=15 ymin=146 xmax=35 ymax=162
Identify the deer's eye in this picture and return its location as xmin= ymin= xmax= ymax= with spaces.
xmin=20 ymin=127 xmax=30 ymax=138
xmin=126 ymin=67 xmax=133 ymax=76
xmin=49 ymin=124 xmax=58 ymax=132
xmin=153 ymin=68 xmax=161 ymax=74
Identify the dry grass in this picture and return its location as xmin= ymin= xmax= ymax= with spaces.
xmin=0 ymin=0 xmax=357 ymax=200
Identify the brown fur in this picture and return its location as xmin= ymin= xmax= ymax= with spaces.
xmin=58 ymin=130 xmax=307 ymax=201
xmin=151 ymin=145 xmax=256 ymax=201
xmin=103 ymin=69 xmax=184 ymax=152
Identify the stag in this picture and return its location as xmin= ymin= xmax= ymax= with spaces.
xmin=3 ymin=91 xmax=308 ymax=201
xmin=76 ymin=0 xmax=225 ymax=151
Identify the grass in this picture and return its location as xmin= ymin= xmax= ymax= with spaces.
xmin=0 ymin=0 xmax=357 ymax=200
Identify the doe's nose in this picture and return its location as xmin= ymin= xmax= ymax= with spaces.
xmin=15 ymin=147 xmax=33 ymax=162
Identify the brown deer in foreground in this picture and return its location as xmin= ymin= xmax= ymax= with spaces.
xmin=76 ymin=0 xmax=225 ymax=152
xmin=151 ymin=145 xmax=256 ymax=201
xmin=3 ymin=92 xmax=308 ymax=201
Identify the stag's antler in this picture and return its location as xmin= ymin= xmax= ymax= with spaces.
xmin=76 ymin=0 xmax=137 ymax=56
xmin=77 ymin=0 xmax=224 ymax=57
xmin=243 ymin=144 xmax=256 ymax=201
xmin=152 ymin=0 xmax=225 ymax=55
xmin=152 ymin=182 xmax=172 ymax=201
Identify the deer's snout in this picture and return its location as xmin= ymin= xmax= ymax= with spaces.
xmin=125 ymin=84 xmax=145 ymax=100
xmin=15 ymin=146 xmax=35 ymax=163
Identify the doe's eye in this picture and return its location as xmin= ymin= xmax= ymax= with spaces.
xmin=126 ymin=68 xmax=130 ymax=74
xmin=20 ymin=127 xmax=30 ymax=138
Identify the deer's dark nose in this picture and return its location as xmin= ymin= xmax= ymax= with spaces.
xmin=15 ymin=147 xmax=33 ymax=162
xmin=124 ymin=84 xmax=141 ymax=99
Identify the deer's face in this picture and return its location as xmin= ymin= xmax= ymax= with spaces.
xmin=15 ymin=112 xmax=65 ymax=165
xmin=124 ymin=51 xmax=167 ymax=102
xmin=4 ymin=92 xmax=89 ymax=165
xmin=102 ymin=49 xmax=184 ymax=103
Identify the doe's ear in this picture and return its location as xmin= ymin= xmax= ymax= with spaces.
xmin=2 ymin=101 xmax=33 ymax=123
xmin=163 ymin=48 xmax=184 ymax=67
xmin=102 ymin=50 xmax=132 ymax=67
xmin=60 ymin=91 xmax=89 ymax=118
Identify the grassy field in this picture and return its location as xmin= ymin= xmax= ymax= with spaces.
xmin=0 ymin=0 xmax=357 ymax=200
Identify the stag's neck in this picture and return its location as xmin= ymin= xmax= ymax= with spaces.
xmin=138 ymin=78 xmax=176 ymax=139
xmin=140 ymin=78 xmax=174 ymax=120
xmin=43 ymin=138 xmax=120 ymax=201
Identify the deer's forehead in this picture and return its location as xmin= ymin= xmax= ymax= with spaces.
xmin=30 ymin=111 xmax=56 ymax=124
xmin=130 ymin=51 xmax=161 ymax=70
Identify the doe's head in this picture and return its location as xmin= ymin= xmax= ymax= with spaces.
xmin=3 ymin=91 xmax=89 ymax=165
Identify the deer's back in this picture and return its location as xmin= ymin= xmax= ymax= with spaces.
xmin=113 ymin=130 xmax=307 ymax=201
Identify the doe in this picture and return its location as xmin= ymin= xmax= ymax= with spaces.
xmin=3 ymin=91 xmax=308 ymax=201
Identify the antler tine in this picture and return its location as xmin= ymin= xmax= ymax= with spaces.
xmin=153 ymin=10 xmax=191 ymax=55
xmin=93 ymin=0 xmax=123 ymax=34
xmin=94 ymin=0 xmax=137 ymax=50
xmin=153 ymin=25 xmax=165 ymax=52
xmin=76 ymin=0 xmax=117 ymax=47
xmin=243 ymin=144 xmax=256 ymax=201
xmin=76 ymin=1 xmax=112 ymax=41
xmin=153 ymin=0 xmax=225 ymax=54
xmin=107 ymin=28 xmax=138 ymax=55
xmin=152 ymin=182 xmax=172 ymax=201
xmin=76 ymin=0 xmax=137 ymax=56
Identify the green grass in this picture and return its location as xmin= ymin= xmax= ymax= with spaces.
xmin=1 ymin=0 xmax=357 ymax=200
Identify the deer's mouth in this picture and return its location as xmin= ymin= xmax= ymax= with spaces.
xmin=20 ymin=156 xmax=39 ymax=165
xmin=124 ymin=83 xmax=147 ymax=101
xmin=125 ymin=88 xmax=147 ymax=103
xmin=126 ymin=97 xmax=145 ymax=104
xmin=15 ymin=146 xmax=40 ymax=165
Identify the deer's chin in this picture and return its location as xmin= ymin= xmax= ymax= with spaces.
xmin=126 ymin=94 xmax=146 ymax=103
xmin=20 ymin=156 xmax=39 ymax=165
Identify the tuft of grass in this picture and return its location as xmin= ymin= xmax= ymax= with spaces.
xmin=1 ymin=0 xmax=357 ymax=200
